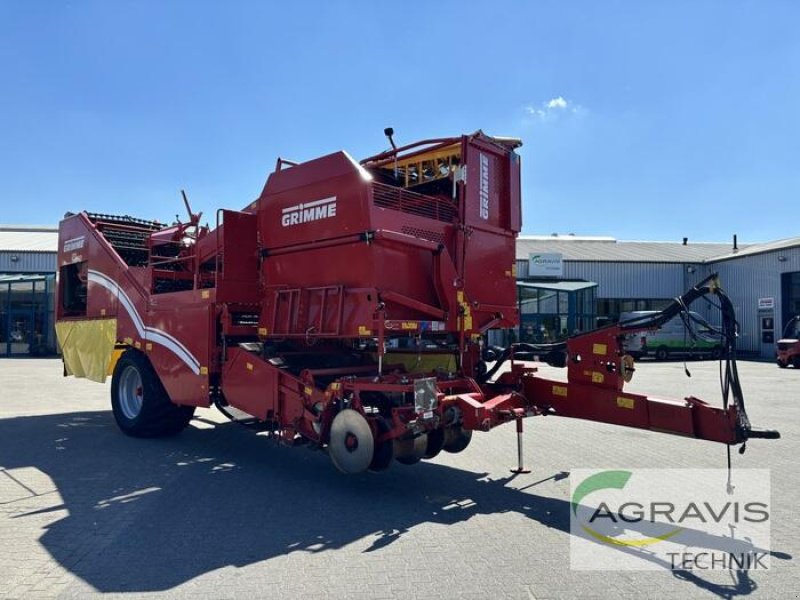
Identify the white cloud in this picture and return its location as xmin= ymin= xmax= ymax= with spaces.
xmin=547 ymin=96 xmax=568 ymax=110
xmin=524 ymin=106 xmax=546 ymax=118
xmin=523 ymin=96 xmax=583 ymax=122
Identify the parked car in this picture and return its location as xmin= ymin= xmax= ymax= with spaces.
xmin=621 ymin=311 xmax=724 ymax=360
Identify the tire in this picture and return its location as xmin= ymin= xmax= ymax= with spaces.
xmin=793 ymin=356 xmax=800 ymax=369
xmin=111 ymin=349 xmax=195 ymax=437
xmin=655 ymin=346 xmax=670 ymax=361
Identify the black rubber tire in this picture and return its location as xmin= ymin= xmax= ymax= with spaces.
xmin=655 ymin=347 xmax=670 ymax=361
xmin=777 ymin=359 xmax=788 ymax=369
xmin=110 ymin=349 xmax=195 ymax=437
xmin=793 ymin=356 xmax=800 ymax=369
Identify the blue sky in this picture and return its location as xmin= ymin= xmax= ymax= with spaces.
xmin=1 ymin=1 xmax=798 ymax=243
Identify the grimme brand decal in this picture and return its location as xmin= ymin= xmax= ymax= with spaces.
xmin=479 ymin=153 xmax=490 ymax=220
xmin=63 ymin=236 xmax=85 ymax=253
xmin=281 ymin=196 xmax=337 ymax=227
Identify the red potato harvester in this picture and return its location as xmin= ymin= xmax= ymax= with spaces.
xmin=55 ymin=130 xmax=778 ymax=475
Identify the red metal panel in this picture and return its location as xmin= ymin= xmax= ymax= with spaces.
xmin=258 ymin=152 xmax=371 ymax=250
xmin=217 ymin=209 xmax=259 ymax=303
xmin=462 ymin=137 xmax=509 ymax=231
xmin=146 ymin=292 xmax=213 ymax=407
xmin=306 ymin=286 xmax=343 ymax=335
xmin=508 ymin=151 xmax=522 ymax=233
xmin=462 ymin=231 xmax=518 ymax=329
xmin=221 ymin=348 xmax=278 ymax=420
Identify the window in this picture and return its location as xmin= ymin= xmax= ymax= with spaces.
xmin=518 ymin=282 xmax=597 ymax=341
xmin=60 ymin=262 xmax=88 ymax=316
xmin=597 ymin=298 xmax=672 ymax=324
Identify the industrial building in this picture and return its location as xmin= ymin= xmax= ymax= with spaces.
xmin=1 ymin=225 xmax=798 ymax=359
xmin=0 ymin=226 xmax=58 ymax=356
xmin=516 ymin=235 xmax=800 ymax=357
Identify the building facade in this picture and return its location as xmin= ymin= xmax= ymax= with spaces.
xmin=516 ymin=235 xmax=800 ymax=357
xmin=0 ymin=226 xmax=58 ymax=356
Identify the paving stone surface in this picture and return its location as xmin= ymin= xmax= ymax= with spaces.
xmin=0 ymin=358 xmax=797 ymax=599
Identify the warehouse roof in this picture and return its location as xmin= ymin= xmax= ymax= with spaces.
xmin=516 ymin=235 xmax=746 ymax=263
xmin=0 ymin=225 xmax=58 ymax=252
xmin=517 ymin=280 xmax=597 ymax=292
xmin=704 ymin=236 xmax=800 ymax=263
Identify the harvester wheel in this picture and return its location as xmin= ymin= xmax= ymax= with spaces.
xmin=394 ymin=434 xmax=427 ymax=465
xmin=329 ymin=409 xmax=374 ymax=474
xmin=443 ymin=426 xmax=472 ymax=454
xmin=368 ymin=417 xmax=394 ymax=472
xmin=110 ymin=349 xmax=195 ymax=437
xmin=424 ymin=428 xmax=445 ymax=459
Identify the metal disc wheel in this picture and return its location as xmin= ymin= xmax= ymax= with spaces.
xmin=369 ymin=416 xmax=394 ymax=472
xmin=424 ymin=428 xmax=445 ymax=459
xmin=443 ymin=426 xmax=473 ymax=454
xmin=394 ymin=434 xmax=427 ymax=465
xmin=329 ymin=409 xmax=375 ymax=474
xmin=118 ymin=365 xmax=144 ymax=420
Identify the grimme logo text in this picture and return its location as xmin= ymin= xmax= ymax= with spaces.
xmin=281 ymin=197 xmax=337 ymax=227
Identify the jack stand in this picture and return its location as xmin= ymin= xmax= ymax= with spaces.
xmin=510 ymin=412 xmax=530 ymax=474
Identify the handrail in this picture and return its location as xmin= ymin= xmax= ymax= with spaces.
xmin=371 ymin=182 xmax=457 ymax=223
xmin=361 ymin=138 xmax=461 ymax=168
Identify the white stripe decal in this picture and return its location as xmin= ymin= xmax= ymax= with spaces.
xmin=281 ymin=196 xmax=336 ymax=214
xmin=88 ymin=270 xmax=201 ymax=375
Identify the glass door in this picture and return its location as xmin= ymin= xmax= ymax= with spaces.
xmin=8 ymin=309 xmax=34 ymax=355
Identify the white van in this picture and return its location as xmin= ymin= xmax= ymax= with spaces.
xmin=621 ymin=311 xmax=724 ymax=360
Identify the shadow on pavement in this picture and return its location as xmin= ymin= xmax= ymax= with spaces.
xmin=0 ymin=410 xmax=790 ymax=597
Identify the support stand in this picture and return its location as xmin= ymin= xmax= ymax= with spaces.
xmin=510 ymin=412 xmax=530 ymax=474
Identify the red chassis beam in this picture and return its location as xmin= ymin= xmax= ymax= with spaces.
xmin=464 ymin=325 xmax=778 ymax=445
xmin=521 ymin=378 xmax=741 ymax=444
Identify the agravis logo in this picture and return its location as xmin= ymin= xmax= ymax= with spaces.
xmin=571 ymin=470 xmax=683 ymax=547
xmin=569 ymin=469 xmax=772 ymax=571
xmin=529 ymin=254 xmax=561 ymax=266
